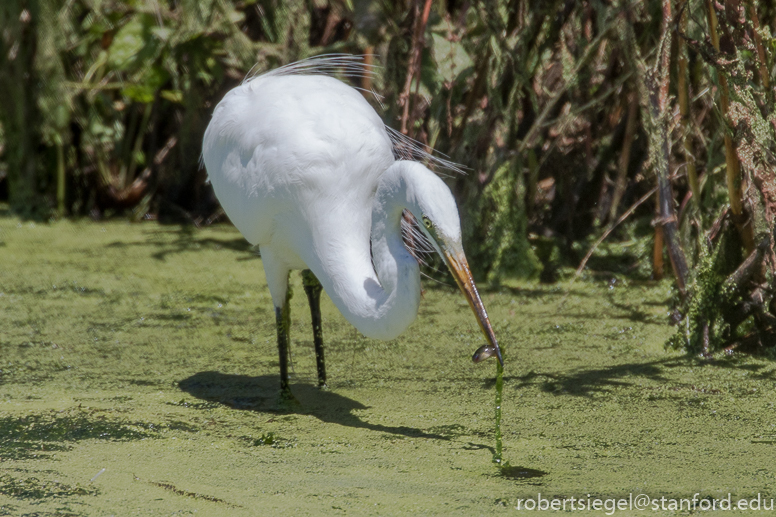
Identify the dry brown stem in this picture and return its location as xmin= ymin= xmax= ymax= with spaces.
xmin=746 ymin=0 xmax=771 ymax=95
xmin=572 ymin=185 xmax=658 ymax=281
xmin=705 ymin=0 xmax=755 ymax=253
xmin=400 ymin=0 xmax=433 ymax=136
xmin=650 ymin=0 xmax=689 ymax=293
xmin=676 ymin=5 xmax=700 ymax=214
xmin=609 ymin=91 xmax=639 ymax=222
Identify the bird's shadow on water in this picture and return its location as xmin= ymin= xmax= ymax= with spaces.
xmin=486 ymin=356 xmax=776 ymax=396
xmin=178 ymin=371 xmax=449 ymax=440
xmin=483 ymin=357 xmax=689 ymax=397
xmin=603 ymin=289 xmax=668 ymax=323
xmin=105 ymin=225 xmax=258 ymax=262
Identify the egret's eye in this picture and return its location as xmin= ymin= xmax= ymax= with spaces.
xmin=422 ymin=216 xmax=432 ymax=230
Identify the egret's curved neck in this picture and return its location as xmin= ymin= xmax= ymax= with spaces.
xmin=312 ymin=162 xmax=421 ymax=340
xmin=370 ymin=162 xmax=423 ymax=319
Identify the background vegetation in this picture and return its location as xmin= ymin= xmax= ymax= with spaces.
xmin=1 ymin=0 xmax=775 ymax=352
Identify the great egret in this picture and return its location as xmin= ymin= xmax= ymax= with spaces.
xmin=202 ymin=56 xmax=501 ymax=399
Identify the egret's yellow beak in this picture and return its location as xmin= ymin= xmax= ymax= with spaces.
xmin=442 ymin=249 xmax=503 ymax=366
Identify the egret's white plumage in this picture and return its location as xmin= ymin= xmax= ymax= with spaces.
xmin=202 ymin=55 xmax=501 ymax=394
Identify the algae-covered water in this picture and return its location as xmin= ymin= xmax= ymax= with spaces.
xmin=1 ymin=213 xmax=775 ymax=516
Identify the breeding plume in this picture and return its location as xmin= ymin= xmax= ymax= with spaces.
xmin=202 ymin=56 xmax=501 ymax=398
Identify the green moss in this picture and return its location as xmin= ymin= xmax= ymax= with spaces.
xmin=2 ymin=213 xmax=776 ymax=515
xmin=0 ymin=474 xmax=97 ymax=500
xmin=0 ymin=410 xmax=154 ymax=460
xmin=667 ymin=223 xmax=748 ymax=354
xmin=465 ymin=160 xmax=541 ymax=284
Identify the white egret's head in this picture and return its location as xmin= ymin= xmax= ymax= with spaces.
xmin=400 ymin=162 xmax=503 ymax=365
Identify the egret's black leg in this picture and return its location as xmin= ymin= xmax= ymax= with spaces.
xmin=275 ymin=273 xmax=295 ymax=401
xmin=302 ymin=269 xmax=327 ymax=388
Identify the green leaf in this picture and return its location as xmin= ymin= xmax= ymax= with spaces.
xmin=431 ymin=33 xmax=473 ymax=83
xmin=108 ymin=14 xmax=161 ymax=71
xmin=151 ymin=26 xmax=172 ymax=42
xmin=108 ymin=18 xmax=146 ymax=70
xmin=160 ymin=90 xmax=183 ymax=103
xmin=121 ymin=84 xmax=155 ymax=104
xmin=122 ymin=66 xmax=169 ymax=103
xmin=227 ymin=9 xmax=245 ymax=24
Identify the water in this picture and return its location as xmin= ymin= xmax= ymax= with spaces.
xmin=6 ymin=214 xmax=769 ymax=514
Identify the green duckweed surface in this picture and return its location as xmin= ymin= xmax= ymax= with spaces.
xmin=1 ymin=214 xmax=775 ymax=516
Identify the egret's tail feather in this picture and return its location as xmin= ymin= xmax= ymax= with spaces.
xmin=386 ymin=127 xmax=465 ymax=175
xmin=244 ymin=54 xmax=377 ymax=84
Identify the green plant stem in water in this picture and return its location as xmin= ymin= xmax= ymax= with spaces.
xmin=493 ymin=358 xmax=504 ymax=466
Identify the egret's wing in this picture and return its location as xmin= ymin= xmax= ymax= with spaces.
xmin=244 ymin=54 xmax=465 ymax=175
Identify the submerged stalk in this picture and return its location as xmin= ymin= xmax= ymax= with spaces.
xmin=493 ymin=358 xmax=504 ymax=466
